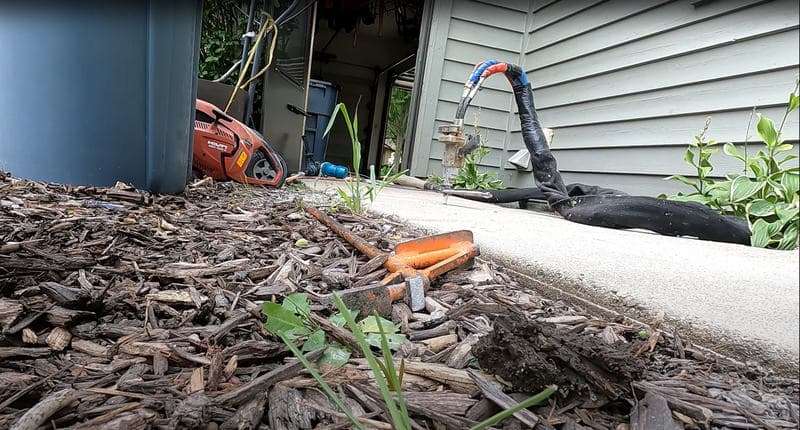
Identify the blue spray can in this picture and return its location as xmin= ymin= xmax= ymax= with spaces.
xmin=320 ymin=162 xmax=349 ymax=179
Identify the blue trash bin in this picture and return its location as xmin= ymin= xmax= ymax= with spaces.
xmin=0 ymin=0 xmax=202 ymax=194
xmin=302 ymin=79 xmax=339 ymax=171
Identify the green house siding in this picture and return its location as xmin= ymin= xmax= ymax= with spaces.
xmin=411 ymin=0 xmax=800 ymax=196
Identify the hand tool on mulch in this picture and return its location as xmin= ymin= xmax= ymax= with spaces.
xmin=304 ymin=205 xmax=479 ymax=316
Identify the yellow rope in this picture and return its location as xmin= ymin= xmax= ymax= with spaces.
xmin=223 ymin=12 xmax=278 ymax=113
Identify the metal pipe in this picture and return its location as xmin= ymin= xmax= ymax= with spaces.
xmin=238 ymin=0 xmax=257 ymax=80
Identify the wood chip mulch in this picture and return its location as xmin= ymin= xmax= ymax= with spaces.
xmin=1 ymin=171 xmax=797 ymax=430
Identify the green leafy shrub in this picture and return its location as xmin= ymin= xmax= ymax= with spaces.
xmin=199 ymin=2 xmax=247 ymax=83
xmin=323 ymin=102 xmax=406 ymax=214
xmin=663 ymin=82 xmax=799 ymax=249
xmin=452 ymin=146 xmax=505 ymax=190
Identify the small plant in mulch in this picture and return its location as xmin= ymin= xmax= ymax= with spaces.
xmin=323 ymin=101 xmax=406 ymax=214
xmin=263 ymin=293 xmax=558 ymax=430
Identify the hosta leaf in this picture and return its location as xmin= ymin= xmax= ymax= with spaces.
xmin=775 ymin=203 xmax=798 ymax=224
xmin=756 ymin=114 xmax=779 ymax=148
xmin=665 ymin=175 xmax=697 ymax=188
xmin=750 ymin=219 xmax=771 ymax=248
xmin=684 ymin=148 xmax=696 ymax=165
xmin=746 ymin=199 xmax=774 ymax=217
xmin=729 ymin=176 xmax=764 ymax=203
xmin=775 ymin=143 xmax=794 ymax=153
xmin=723 ymin=143 xmax=746 ymax=161
xmin=781 ymin=171 xmax=799 ymax=196
xmin=789 ymin=92 xmax=799 ymax=112
xmin=778 ymin=222 xmax=799 ymax=250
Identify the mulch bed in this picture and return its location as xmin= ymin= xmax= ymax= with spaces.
xmin=0 ymin=170 xmax=797 ymax=429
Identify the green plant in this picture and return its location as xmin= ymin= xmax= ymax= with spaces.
xmin=468 ymin=385 xmax=557 ymax=430
xmin=199 ymin=1 xmax=248 ymax=83
xmin=323 ymin=102 xmax=407 ymax=214
xmin=262 ymin=293 xmax=351 ymax=366
xmin=663 ymin=81 xmax=800 ymax=249
xmin=386 ymin=87 xmax=412 ymax=173
xmin=265 ymin=292 xmax=411 ymax=430
xmin=452 ymin=146 xmax=505 ymax=190
xmin=333 ymin=296 xmax=412 ymax=429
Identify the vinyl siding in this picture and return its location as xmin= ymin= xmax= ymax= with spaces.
xmin=411 ymin=0 xmax=800 ymax=196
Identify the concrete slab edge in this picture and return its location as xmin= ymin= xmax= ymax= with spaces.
xmin=365 ymin=207 xmax=800 ymax=377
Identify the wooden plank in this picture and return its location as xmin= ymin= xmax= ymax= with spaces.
xmin=448 ymin=18 xmax=524 ymax=51
xmin=526 ymin=0 xmax=764 ymax=66
xmin=528 ymin=0 xmax=605 ymax=32
xmin=545 ymin=106 xmax=798 ymax=149
xmin=530 ymin=1 xmax=799 ymax=87
xmin=550 ymin=143 xmax=800 ymax=177
xmin=452 ymin=0 xmax=528 ymax=32
xmin=537 ymin=68 xmax=800 ymax=125
xmin=528 ymin=0 xmax=669 ymax=51
xmin=534 ymin=30 xmax=799 ymax=106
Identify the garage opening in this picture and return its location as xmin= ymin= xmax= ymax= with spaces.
xmin=309 ymin=1 xmax=424 ymax=176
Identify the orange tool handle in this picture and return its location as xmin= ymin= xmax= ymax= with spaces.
xmin=305 ymin=205 xmax=384 ymax=259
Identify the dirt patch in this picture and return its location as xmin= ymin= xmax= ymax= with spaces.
xmin=473 ymin=313 xmax=645 ymax=400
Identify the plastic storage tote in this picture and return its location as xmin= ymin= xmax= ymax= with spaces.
xmin=0 ymin=0 xmax=202 ymax=194
xmin=303 ymin=79 xmax=339 ymax=170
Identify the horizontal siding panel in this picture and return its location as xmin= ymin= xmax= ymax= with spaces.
xmin=552 ymin=144 xmax=800 ymax=176
xmin=435 ymin=100 xmax=513 ymax=137
xmin=444 ymin=39 xmax=520 ymax=64
xmin=448 ymin=18 xmax=524 ymax=50
xmin=526 ymin=0 xmax=764 ymax=69
xmin=547 ymin=106 xmax=799 ymax=149
xmin=558 ymin=172 xmax=690 ymax=196
xmin=473 ymin=0 xmax=530 ymax=13
xmin=531 ymin=1 xmax=799 ymax=87
xmin=528 ymin=0 xmax=604 ymax=32
xmin=452 ymin=0 xmax=527 ymax=31
xmin=427 ymin=141 xmax=505 ymax=167
xmin=528 ymin=0 xmax=669 ymax=51
xmin=441 ymin=62 xmax=516 ymax=92
xmin=438 ymin=80 xmax=513 ymax=111
xmin=534 ymin=30 xmax=800 ymax=106
xmin=537 ymin=68 xmax=800 ymax=126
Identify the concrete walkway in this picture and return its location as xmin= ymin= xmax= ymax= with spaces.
xmin=303 ymin=178 xmax=800 ymax=373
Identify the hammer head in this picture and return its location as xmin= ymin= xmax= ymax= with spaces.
xmin=321 ymin=284 xmax=393 ymax=317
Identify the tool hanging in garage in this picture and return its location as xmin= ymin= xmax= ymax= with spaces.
xmin=443 ymin=60 xmax=752 ymax=246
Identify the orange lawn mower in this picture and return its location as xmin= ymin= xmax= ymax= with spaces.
xmin=192 ymin=99 xmax=287 ymax=187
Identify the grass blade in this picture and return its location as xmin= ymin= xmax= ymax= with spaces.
xmin=332 ymin=294 xmax=408 ymax=429
xmin=469 ymin=385 xmax=557 ymax=430
xmin=278 ymin=333 xmax=366 ymax=430
xmin=374 ymin=312 xmax=411 ymax=428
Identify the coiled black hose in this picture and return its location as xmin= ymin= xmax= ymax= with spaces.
xmin=455 ymin=60 xmax=752 ymax=245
